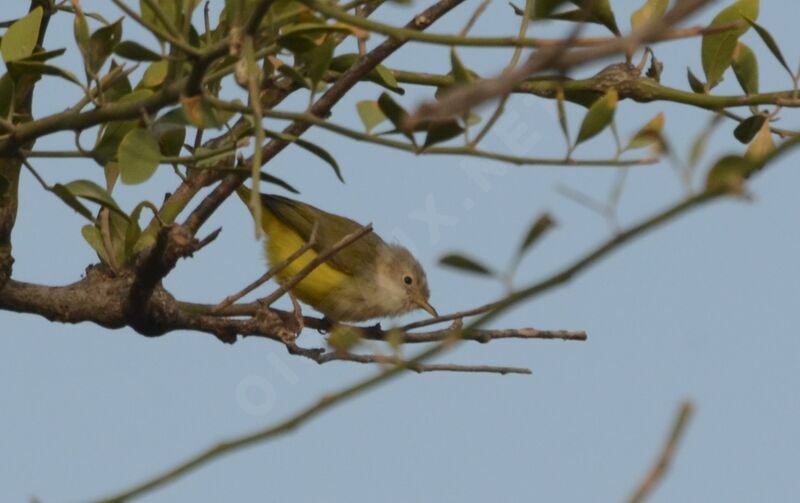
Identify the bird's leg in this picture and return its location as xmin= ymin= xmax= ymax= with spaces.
xmin=289 ymin=291 xmax=304 ymax=335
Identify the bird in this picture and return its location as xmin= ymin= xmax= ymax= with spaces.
xmin=238 ymin=187 xmax=438 ymax=323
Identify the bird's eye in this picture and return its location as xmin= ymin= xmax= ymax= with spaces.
xmin=403 ymin=275 xmax=413 ymax=285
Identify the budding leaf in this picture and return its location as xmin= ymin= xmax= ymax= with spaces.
xmin=575 ymin=89 xmax=618 ymax=146
xmin=731 ymin=42 xmax=759 ymax=95
xmin=440 ymin=254 xmax=493 ymax=276
xmin=519 ymin=214 xmax=556 ymax=256
xmin=687 ymin=67 xmax=706 ymax=94
xmin=356 ymin=100 xmax=387 ymax=133
xmin=745 ymin=119 xmax=775 ymax=161
xmin=625 ymin=112 xmax=665 ymax=152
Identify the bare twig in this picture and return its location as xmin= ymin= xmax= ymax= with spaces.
xmin=260 ymin=224 xmax=373 ymax=307
xmin=301 ymin=348 xmax=532 ymax=375
xmin=211 ymin=222 xmax=319 ymax=314
xmin=627 ymin=402 xmax=695 ymax=503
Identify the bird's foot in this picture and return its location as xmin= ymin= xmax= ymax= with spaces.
xmin=316 ymin=317 xmax=335 ymax=334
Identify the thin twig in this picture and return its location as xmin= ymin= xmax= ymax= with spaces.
xmin=309 ymin=349 xmax=531 ymax=375
xmin=208 ymin=97 xmax=656 ymax=167
xmin=407 ymin=0 xmax=713 ymax=125
xmin=211 ymin=222 xmax=318 ymax=313
xmin=260 ymin=224 xmax=374 ymax=307
xmin=627 ymin=401 xmax=695 ymax=503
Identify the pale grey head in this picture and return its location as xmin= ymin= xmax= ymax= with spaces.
xmin=323 ymin=242 xmax=437 ymax=322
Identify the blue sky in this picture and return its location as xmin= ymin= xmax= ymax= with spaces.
xmin=1 ymin=1 xmax=799 ymax=502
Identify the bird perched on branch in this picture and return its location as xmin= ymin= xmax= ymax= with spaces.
xmin=238 ymin=187 xmax=437 ymax=322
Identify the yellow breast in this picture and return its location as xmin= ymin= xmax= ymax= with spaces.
xmin=260 ymin=209 xmax=347 ymax=308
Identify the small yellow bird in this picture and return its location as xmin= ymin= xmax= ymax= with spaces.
xmin=238 ymin=187 xmax=437 ymax=322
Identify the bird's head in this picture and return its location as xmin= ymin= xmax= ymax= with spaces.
xmin=375 ymin=244 xmax=437 ymax=318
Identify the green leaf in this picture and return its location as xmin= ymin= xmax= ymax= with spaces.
xmin=733 ymin=114 xmax=766 ymax=144
xmin=6 ymin=61 xmax=83 ymax=87
xmin=152 ymin=120 xmax=186 ymax=157
xmin=511 ymin=0 xmax=567 ymax=18
xmin=140 ymin=0 xmax=179 ymax=32
xmin=277 ymin=33 xmax=318 ymax=53
xmin=93 ymin=89 xmax=154 ymax=164
xmin=261 ymin=173 xmax=300 ymax=194
xmin=1 ymin=7 xmax=43 ymax=63
xmin=568 ymin=0 xmax=620 ymax=35
xmin=701 ymin=0 xmax=759 ymax=89
xmin=450 ymin=49 xmax=472 ymax=85
xmin=686 ymin=67 xmax=705 ymax=94
xmin=329 ymin=54 xmax=403 ymax=94
xmin=87 ymin=18 xmax=123 ymax=74
xmin=440 ymin=253 xmax=493 ymax=276
xmin=705 ymin=154 xmax=753 ymax=194
xmin=556 ymin=88 xmax=570 ymax=147
xmin=114 ymin=40 xmax=162 ymax=61
xmin=371 ymin=65 xmax=403 ymax=94
xmin=262 ymin=130 xmax=343 ymax=182
xmin=625 ymin=112 xmax=665 ymax=151
xmin=73 ymin=4 xmax=90 ymax=56
xmin=745 ymin=118 xmax=775 ymax=161
xmin=575 ymin=88 xmax=618 ymax=146
xmin=22 ymin=48 xmax=67 ymax=63
xmin=745 ymin=17 xmax=792 ymax=76
xmin=51 ymin=184 xmax=94 ymax=221
xmin=630 ymin=0 xmax=668 ymax=29
xmin=356 ymin=100 xmax=387 ymax=133
xmin=118 ymin=128 xmax=162 ymax=184
xmin=519 ymin=213 xmax=556 ymax=255
xmin=328 ymin=325 xmax=362 ymax=353
xmin=731 ymin=42 xmax=759 ymax=95
xmin=62 ymin=179 xmax=127 ymax=218
xmin=104 ymin=61 xmax=133 ymax=102
xmin=139 ymin=59 xmax=169 ymax=88
xmin=423 ymin=120 xmax=463 ymax=148
xmin=81 ymin=224 xmax=110 ymax=263
xmin=277 ymin=64 xmax=310 ymax=89
xmin=532 ymin=0 xmax=570 ymax=17
xmin=179 ymin=94 xmax=225 ymax=128
xmin=307 ymin=36 xmax=336 ymax=87
xmin=377 ymin=92 xmax=412 ymax=142
xmin=125 ymin=202 xmax=147 ymax=258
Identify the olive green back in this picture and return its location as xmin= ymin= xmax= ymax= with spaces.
xmin=241 ymin=188 xmax=384 ymax=276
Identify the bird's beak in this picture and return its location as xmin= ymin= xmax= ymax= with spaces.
xmin=414 ymin=298 xmax=438 ymax=318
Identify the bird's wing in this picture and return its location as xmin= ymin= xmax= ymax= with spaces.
xmin=261 ymin=194 xmax=384 ymax=276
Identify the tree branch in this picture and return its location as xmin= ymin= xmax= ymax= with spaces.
xmin=407 ymin=0 xmax=714 ymax=125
